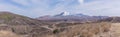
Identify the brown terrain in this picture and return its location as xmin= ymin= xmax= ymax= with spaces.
xmin=0 ymin=11 xmax=120 ymax=37
xmin=110 ymin=23 xmax=120 ymax=37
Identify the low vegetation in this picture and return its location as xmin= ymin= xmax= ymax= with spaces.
xmin=0 ymin=12 xmax=112 ymax=37
xmin=50 ymin=22 xmax=111 ymax=37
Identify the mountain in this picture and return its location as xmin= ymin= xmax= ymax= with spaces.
xmin=0 ymin=11 xmax=52 ymax=37
xmin=54 ymin=11 xmax=70 ymax=16
xmin=37 ymin=12 xmax=109 ymax=23
xmin=54 ymin=11 xmax=88 ymax=17
xmin=98 ymin=17 xmax=120 ymax=23
xmin=0 ymin=11 xmax=44 ymax=26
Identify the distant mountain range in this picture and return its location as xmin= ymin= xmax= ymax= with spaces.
xmin=37 ymin=12 xmax=109 ymax=23
xmin=0 ymin=11 xmax=118 ymax=24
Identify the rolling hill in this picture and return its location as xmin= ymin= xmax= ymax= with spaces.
xmin=0 ymin=11 xmax=51 ymax=37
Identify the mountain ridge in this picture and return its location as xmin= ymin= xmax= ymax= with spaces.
xmin=0 ymin=11 xmax=44 ymax=25
xmin=37 ymin=12 xmax=109 ymax=23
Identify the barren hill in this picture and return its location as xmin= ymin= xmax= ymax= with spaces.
xmin=0 ymin=12 xmax=51 ymax=37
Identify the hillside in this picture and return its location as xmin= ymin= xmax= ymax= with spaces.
xmin=0 ymin=12 xmax=44 ymax=25
xmin=0 ymin=11 xmax=51 ymax=37
xmin=109 ymin=23 xmax=120 ymax=37
xmin=0 ymin=11 xmax=120 ymax=37
xmin=99 ymin=17 xmax=120 ymax=23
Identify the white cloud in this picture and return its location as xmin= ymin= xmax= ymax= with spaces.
xmin=78 ymin=0 xmax=84 ymax=4
xmin=11 ymin=0 xmax=30 ymax=6
xmin=75 ymin=0 xmax=120 ymax=16
xmin=0 ymin=3 xmax=21 ymax=12
xmin=0 ymin=3 xmax=33 ymax=17
xmin=1 ymin=0 xmax=120 ymax=17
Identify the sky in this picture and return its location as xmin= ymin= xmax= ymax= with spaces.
xmin=0 ymin=0 xmax=120 ymax=18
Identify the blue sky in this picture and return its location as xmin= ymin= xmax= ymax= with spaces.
xmin=0 ymin=0 xmax=120 ymax=18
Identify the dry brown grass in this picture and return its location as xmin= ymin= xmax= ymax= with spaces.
xmin=0 ymin=22 xmax=111 ymax=37
xmin=11 ymin=25 xmax=32 ymax=35
xmin=54 ymin=22 xmax=111 ymax=37
xmin=0 ymin=30 xmax=23 ymax=37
